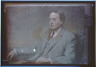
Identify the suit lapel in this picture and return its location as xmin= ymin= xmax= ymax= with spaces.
xmin=48 ymin=28 xmax=64 ymax=46
xmin=47 ymin=28 xmax=64 ymax=52
xmin=41 ymin=28 xmax=64 ymax=55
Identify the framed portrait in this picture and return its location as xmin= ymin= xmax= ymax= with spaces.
xmin=1 ymin=1 xmax=95 ymax=67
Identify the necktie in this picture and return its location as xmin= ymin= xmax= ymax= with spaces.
xmin=48 ymin=31 xmax=54 ymax=40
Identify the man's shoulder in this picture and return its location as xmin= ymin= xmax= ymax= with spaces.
xmin=62 ymin=29 xmax=76 ymax=40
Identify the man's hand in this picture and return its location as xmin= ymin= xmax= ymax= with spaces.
xmin=7 ymin=49 xmax=17 ymax=60
xmin=36 ymin=57 xmax=51 ymax=64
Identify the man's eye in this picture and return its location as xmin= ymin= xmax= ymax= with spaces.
xmin=49 ymin=18 xmax=56 ymax=21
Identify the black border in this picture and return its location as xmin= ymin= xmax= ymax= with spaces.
xmin=1 ymin=1 xmax=95 ymax=67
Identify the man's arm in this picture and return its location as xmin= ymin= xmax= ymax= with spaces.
xmin=7 ymin=39 xmax=41 ymax=61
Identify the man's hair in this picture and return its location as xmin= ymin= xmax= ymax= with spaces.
xmin=50 ymin=10 xmax=65 ymax=23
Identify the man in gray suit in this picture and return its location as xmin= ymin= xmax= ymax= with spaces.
xmin=7 ymin=11 xmax=77 ymax=64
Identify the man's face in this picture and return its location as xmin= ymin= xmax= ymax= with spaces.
xmin=49 ymin=12 xmax=63 ymax=30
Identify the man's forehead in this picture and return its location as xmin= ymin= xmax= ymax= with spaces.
xmin=49 ymin=12 xmax=59 ymax=18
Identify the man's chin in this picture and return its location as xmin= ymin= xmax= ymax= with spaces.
xmin=50 ymin=28 xmax=58 ymax=31
xmin=50 ymin=27 xmax=55 ymax=30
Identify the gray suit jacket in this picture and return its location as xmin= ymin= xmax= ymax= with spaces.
xmin=26 ymin=27 xmax=77 ymax=64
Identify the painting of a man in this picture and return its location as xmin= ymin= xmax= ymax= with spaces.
xmin=7 ymin=10 xmax=77 ymax=64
